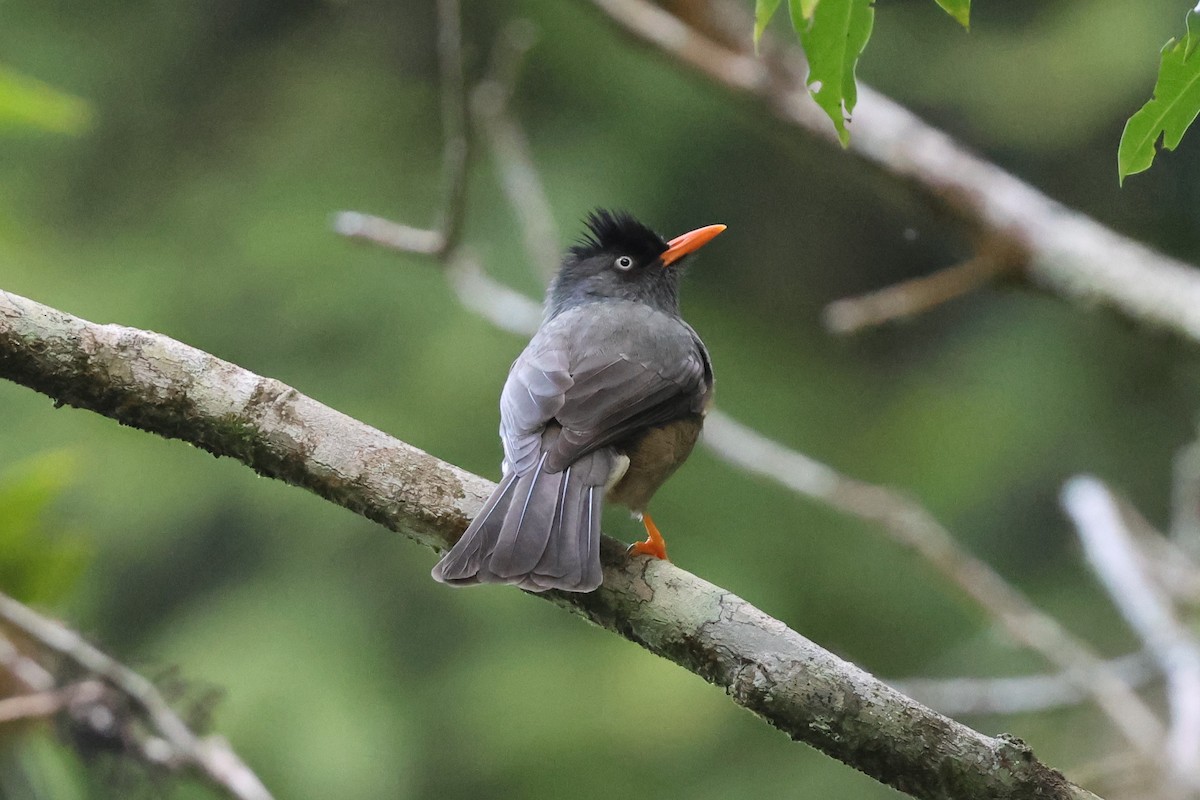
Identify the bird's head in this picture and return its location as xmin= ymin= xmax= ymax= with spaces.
xmin=546 ymin=209 xmax=725 ymax=319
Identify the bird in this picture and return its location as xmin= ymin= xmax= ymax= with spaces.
xmin=432 ymin=209 xmax=723 ymax=593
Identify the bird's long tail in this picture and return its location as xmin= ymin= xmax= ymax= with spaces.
xmin=431 ymin=444 xmax=613 ymax=592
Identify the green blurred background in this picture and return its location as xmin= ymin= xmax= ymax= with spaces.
xmin=2 ymin=0 xmax=1199 ymax=797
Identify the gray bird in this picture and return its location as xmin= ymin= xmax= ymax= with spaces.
xmin=432 ymin=210 xmax=723 ymax=592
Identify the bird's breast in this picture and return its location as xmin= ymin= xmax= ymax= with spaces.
xmin=605 ymin=415 xmax=705 ymax=512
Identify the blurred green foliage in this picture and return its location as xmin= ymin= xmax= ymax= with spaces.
xmin=0 ymin=66 xmax=92 ymax=136
xmin=0 ymin=0 xmax=1199 ymax=798
xmin=0 ymin=453 xmax=89 ymax=605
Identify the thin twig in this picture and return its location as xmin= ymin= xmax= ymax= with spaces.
xmin=1113 ymin=486 xmax=1200 ymax=609
xmin=446 ymin=249 xmax=543 ymax=335
xmin=333 ymin=0 xmax=470 ymax=259
xmin=824 ymin=247 xmax=1019 ymax=335
xmin=0 ymin=592 xmax=273 ymax=800
xmin=1136 ymin=525 xmax=1200 ymax=608
xmin=891 ymin=652 xmax=1156 ymax=716
xmin=0 ymin=682 xmax=104 ymax=724
xmin=333 ymin=211 xmax=442 ymax=255
xmin=0 ymin=630 xmax=55 ymax=692
xmin=1063 ymin=477 xmax=1200 ymax=786
xmin=471 ymin=20 xmax=561 ymax=281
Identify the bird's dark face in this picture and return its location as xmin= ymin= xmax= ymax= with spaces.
xmin=546 ymin=209 xmax=724 ymax=320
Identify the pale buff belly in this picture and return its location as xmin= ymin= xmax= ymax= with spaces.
xmin=605 ymin=415 xmax=704 ymax=513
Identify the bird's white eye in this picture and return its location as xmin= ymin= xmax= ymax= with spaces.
xmin=615 ymin=255 xmax=634 ymax=271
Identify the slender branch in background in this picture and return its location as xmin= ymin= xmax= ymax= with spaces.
xmin=891 ymin=652 xmax=1155 ymax=716
xmin=0 ymin=681 xmax=103 ymax=725
xmin=1136 ymin=527 xmax=1200 ymax=609
xmin=0 ymin=289 xmax=1102 ymax=800
xmin=0 ymin=631 xmax=56 ymax=692
xmin=472 ymin=20 xmax=561 ymax=281
xmin=823 ymin=243 xmax=1021 ymax=335
xmin=332 ymin=212 xmax=442 ymax=255
xmin=0 ymin=592 xmax=273 ymax=800
xmin=1063 ymin=478 xmax=1200 ymax=786
xmin=446 ymin=250 xmax=544 ymax=335
xmin=585 ymin=0 xmax=1200 ymax=344
xmin=335 ymin=0 xmax=469 ymax=257
xmin=1111 ymin=482 xmax=1200 ymax=610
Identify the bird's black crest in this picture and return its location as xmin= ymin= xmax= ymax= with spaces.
xmin=569 ymin=209 xmax=668 ymax=262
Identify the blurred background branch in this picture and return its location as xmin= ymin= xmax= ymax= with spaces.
xmin=0 ymin=592 xmax=271 ymax=800
xmin=891 ymin=651 xmax=1156 ymax=717
xmin=1064 ymin=478 xmax=1200 ymax=788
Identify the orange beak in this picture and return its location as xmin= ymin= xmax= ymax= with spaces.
xmin=660 ymin=224 xmax=726 ymax=267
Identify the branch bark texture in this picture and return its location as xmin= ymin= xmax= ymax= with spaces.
xmin=0 ymin=289 xmax=1101 ymax=800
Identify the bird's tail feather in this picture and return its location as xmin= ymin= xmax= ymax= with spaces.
xmin=431 ymin=448 xmax=610 ymax=592
xmin=430 ymin=469 xmax=522 ymax=584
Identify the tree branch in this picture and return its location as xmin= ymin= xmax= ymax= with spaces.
xmin=0 ymin=288 xmax=1099 ymax=800
xmin=823 ymin=245 xmax=1021 ymax=335
xmin=891 ymin=652 xmax=1156 ymax=717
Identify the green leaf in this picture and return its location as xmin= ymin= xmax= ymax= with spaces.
xmin=794 ymin=0 xmax=875 ymax=146
xmin=787 ymin=0 xmax=820 ymax=26
xmin=754 ymin=0 xmax=783 ymax=51
xmin=933 ymin=0 xmax=969 ymax=30
xmin=1118 ymin=17 xmax=1200 ymax=183
xmin=0 ymin=65 xmax=92 ymax=135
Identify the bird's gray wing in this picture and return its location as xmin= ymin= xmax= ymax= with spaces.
xmin=499 ymin=307 xmax=712 ymax=475
xmin=498 ymin=347 xmax=573 ymax=474
xmin=544 ymin=345 xmax=707 ymax=472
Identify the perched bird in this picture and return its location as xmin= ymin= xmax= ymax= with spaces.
xmin=432 ymin=210 xmax=723 ymax=592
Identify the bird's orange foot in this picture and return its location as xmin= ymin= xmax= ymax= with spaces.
xmin=626 ymin=513 xmax=669 ymax=561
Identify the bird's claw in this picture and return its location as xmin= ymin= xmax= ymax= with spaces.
xmin=626 ymin=538 xmax=668 ymax=560
xmin=626 ymin=513 xmax=669 ymax=561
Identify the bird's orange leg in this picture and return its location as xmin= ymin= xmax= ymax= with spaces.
xmin=627 ymin=513 xmax=669 ymax=560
